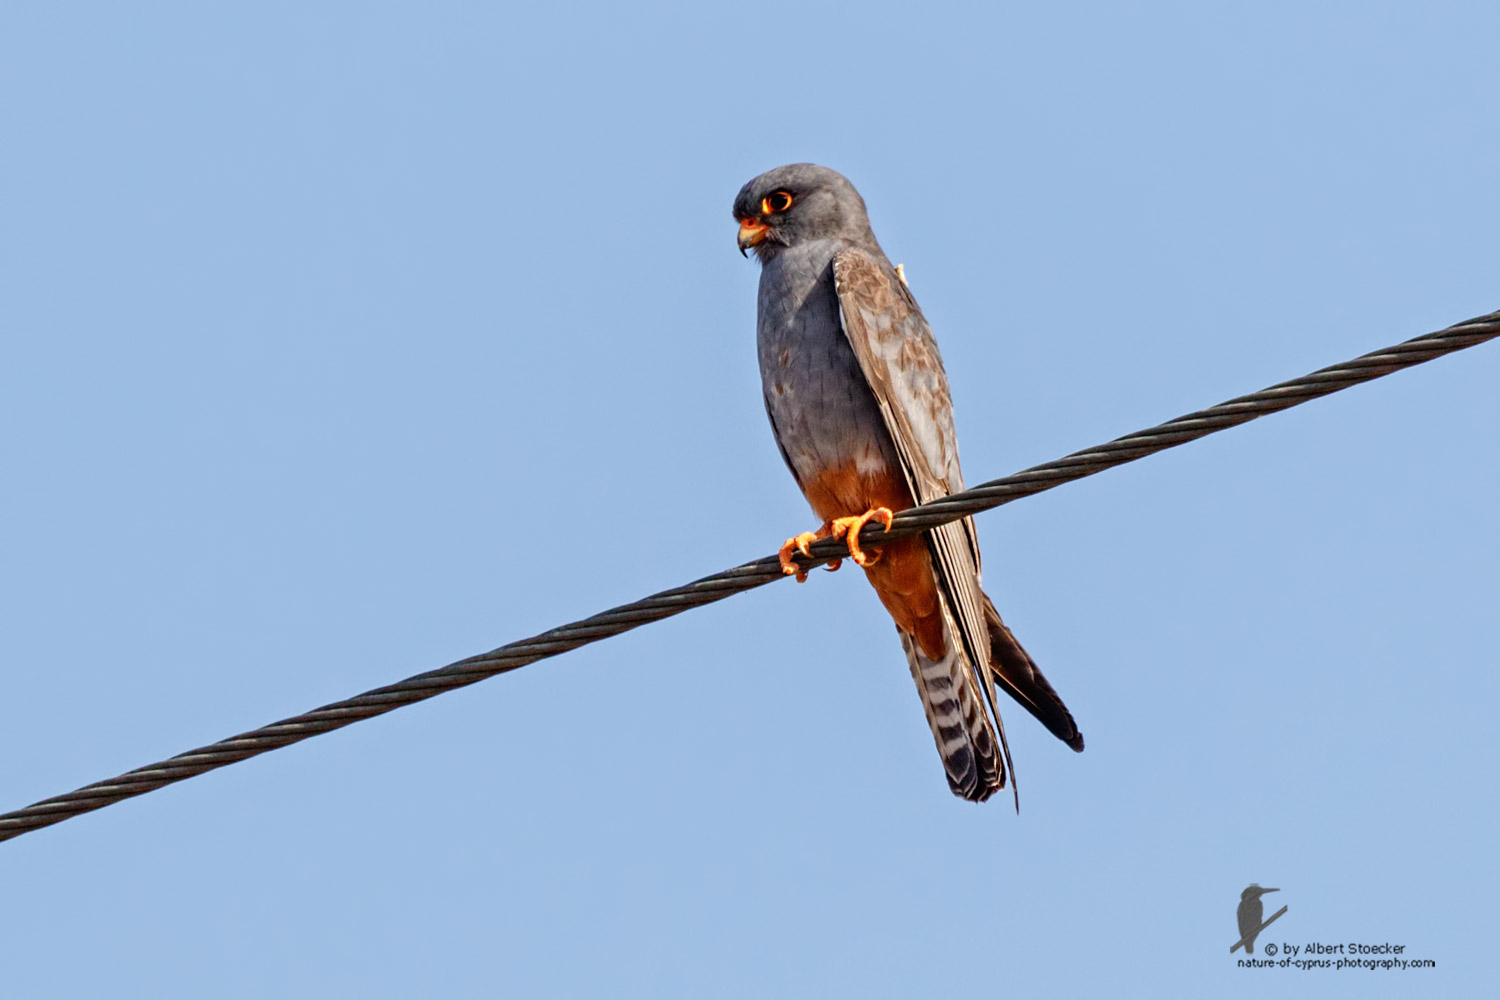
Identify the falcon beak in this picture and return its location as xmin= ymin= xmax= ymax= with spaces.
xmin=737 ymin=217 xmax=769 ymax=256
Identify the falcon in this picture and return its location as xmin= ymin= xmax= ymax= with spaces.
xmin=734 ymin=163 xmax=1083 ymax=802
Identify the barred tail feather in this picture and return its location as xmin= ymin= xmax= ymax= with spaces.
xmin=899 ymin=608 xmax=1006 ymax=802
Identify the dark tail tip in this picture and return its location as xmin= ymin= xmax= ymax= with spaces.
xmin=983 ymin=593 xmax=1085 ymax=751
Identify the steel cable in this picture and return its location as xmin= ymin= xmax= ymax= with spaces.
xmin=2 ymin=309 xmax=1495 ymax=843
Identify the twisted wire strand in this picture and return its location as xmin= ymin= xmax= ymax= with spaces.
xmin=2 ymin=309 xmax=1495 ymax=843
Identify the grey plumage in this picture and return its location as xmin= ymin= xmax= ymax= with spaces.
xmin=736 ymin=163 xmax=1082 ymax=802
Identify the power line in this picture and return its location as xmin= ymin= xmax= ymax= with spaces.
xmin=1 ymin=309 xmax=1495 ymax=844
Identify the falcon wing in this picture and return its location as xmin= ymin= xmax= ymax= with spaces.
xmin=831 ymin=248 xmax=995 ymax=705
xmin=834 ymin=249 xmax=1084 ymax=761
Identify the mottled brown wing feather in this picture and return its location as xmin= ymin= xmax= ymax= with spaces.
xmin=834 ymin=249 xmax=1084 ymax=766
xmin=831 ymin=248 xmax=1002 ymax=725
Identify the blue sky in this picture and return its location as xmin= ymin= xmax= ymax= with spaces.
xmin=2 ymin=2 xmax=1496 ymax=996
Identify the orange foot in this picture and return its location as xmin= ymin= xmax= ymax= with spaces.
xmin=828 ymin=507 xmax=894 ymax=568
xmin=777 ymin=507 xmax=895 ymax=583
xmin=778 ymin=523 xmax=839 ymax=583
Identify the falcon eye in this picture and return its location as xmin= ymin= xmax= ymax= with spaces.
xmin=761 ymin=190 xmax=794 ymax=214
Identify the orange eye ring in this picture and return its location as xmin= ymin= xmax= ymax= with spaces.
xmin=760 ymin=190 xmax=794 ymax=214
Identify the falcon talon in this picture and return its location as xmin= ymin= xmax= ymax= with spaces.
xmin=794 ymin=532 xmax=818 ymax=558
xmin=828 ymin=507 xmax=895 ymax=568
xmin=778 ymin=530 xmax=823 ymax=583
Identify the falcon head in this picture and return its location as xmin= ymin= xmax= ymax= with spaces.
xmin=733 ymin=163 xmax=879 ymax=261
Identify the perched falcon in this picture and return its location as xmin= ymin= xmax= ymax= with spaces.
xmin=734 ymin=163 xmax=1083 ymax=803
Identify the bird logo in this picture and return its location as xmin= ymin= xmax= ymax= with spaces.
xmin=1231 ymin=884 xmax=1287 ymax=953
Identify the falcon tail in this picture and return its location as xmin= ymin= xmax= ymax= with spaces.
xmin=898 ymin=607 xmax=1007 ymax=803
xmin=982 ymin=593 xmax=1084 ymax=752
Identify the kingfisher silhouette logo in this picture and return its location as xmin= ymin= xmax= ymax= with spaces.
xmin=1229 ymin=884 xmax=1434 ymax=971
xmin=1231 ymin=884 xmax=1287 ymax=953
